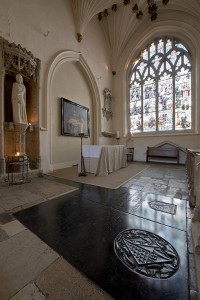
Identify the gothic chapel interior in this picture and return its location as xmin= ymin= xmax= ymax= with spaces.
xmin=0 ymin=0 xmax=200 ymax=299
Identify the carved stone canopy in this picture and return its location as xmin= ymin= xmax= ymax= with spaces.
xmin=102 ymin=88 xmax=113 ymax=121
xmin=1 ymin=37 xmax=40 ymax=81
xmin=0 ymin=37 xmax=41 ymax=176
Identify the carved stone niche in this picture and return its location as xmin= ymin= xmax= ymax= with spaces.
xmin=0 ymin=37 xmax=41 ymax=177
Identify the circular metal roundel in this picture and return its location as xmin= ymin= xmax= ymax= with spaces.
xmin=114 ymin=229 xmax=179 ymax=279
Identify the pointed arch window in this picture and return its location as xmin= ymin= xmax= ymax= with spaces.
xmin=129 ymin=38 xmax=192 ymax=134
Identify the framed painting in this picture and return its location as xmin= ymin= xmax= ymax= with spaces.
xmin=61 ymin=97 xmax=90 ymax=137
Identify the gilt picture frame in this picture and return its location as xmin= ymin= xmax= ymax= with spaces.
xmin=61 ymin=97 xmax=90 ymax=137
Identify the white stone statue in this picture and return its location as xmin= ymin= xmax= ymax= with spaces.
xmin=11 ymin=74 xmax=28 ymax=125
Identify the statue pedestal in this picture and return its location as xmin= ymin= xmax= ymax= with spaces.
xmin=14 ymin=123 xmax=28 ymax=155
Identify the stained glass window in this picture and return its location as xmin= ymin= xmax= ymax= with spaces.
xmin=129 ymin=38 xmax=192 ymax=134
xmin=130 ymin=38 xmax=192 ymax=134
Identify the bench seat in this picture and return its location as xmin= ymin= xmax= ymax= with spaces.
xmin=146 ymin=146 xmax=179 ymax=164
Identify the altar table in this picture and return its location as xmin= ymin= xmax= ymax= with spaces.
xmin=82 ymin=145 xmax=127 ymax=176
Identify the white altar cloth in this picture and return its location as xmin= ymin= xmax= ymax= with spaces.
xmin=82 ymin=145 xmax=127 ymax=176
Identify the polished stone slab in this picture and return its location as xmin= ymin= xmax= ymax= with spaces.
xmin=120 ymin=192 xmax=187 ymax=231
xmin=73 ymin=185 xmax=186 ymax=231
xmin=14 ymin=192 xmax=189 ymax=300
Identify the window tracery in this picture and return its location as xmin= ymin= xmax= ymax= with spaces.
xmin=129 ymin=38 xmax=192 ymax=134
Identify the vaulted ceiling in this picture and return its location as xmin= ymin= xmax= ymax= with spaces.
xmin=69 ymin=0 xmax=200 ymax=70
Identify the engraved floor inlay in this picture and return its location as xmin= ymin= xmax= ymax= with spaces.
xmin=114 ymin=229 xmax=179 ymax=279
xmin=148 ymin=201 xmax=177 ymax=215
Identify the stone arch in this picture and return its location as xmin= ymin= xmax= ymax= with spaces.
xmin=45 ymin=50 xmax=101 ymax=143
xmin=45 ymin=50 xmax=101 ymax=167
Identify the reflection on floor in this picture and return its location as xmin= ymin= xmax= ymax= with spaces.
xmin=0 ymin=164 xmax=198 ymax=299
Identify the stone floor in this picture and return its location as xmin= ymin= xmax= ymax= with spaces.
xmin=0 ymin=164 xmax=199 ymax=299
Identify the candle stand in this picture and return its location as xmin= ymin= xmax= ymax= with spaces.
xmin=78 ymin=133 xmax=87 ymax=176
xmin=116 ymin=137 xmax=120 ymax=145
xmin=6 ymin=155 xmax=31 ymax=185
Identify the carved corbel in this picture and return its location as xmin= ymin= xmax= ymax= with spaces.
xmin=77 ymin=33 xmax=82 ymax=42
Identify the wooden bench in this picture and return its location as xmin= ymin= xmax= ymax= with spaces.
xmin=146 ymin=146 xmax=179 ymax=164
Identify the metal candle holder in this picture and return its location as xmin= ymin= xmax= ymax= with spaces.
xmin=78 ymin=133 xmax=87 ymax=176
